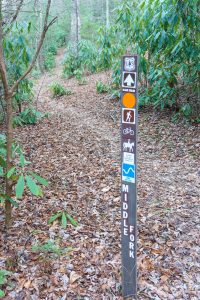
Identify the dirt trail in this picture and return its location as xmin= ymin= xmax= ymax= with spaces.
xmin=1 ymin=49 xmax=199 ymax=299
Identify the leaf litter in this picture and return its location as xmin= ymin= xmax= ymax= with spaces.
xmin=0 ymin=49 xmax=199 ymax=299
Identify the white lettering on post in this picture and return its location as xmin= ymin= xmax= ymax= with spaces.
xmin=123 ymin=219 xmax=128 ymax=227
xmin=123 ymin=211 xmax=128 ymax=219
xmin=122 ymin=186 xmax=129 ymax=237
xmin=124 ymin=193 xmax=128 ymax=202
xmin=130 ymin=234 xmax=135 ymax=242
xmin=123 ymin=202 xmax=128 ymax=210
xmin=122 ymin=184 xmax=129 ymax=193
xmin=129 ymin=250 xmax=134 ymax=259
xmin=129 ymin=225 xmax=135 ymax=258
xmin=124 ymin=228 xmax=128 ymax=236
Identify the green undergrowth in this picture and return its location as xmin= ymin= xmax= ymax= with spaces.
xmin=50 ymin=82 xmax=72 ymax=98
xmin=13 ymin=108 xmax=49 ymax=126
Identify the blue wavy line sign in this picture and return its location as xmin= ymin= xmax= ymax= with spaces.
xmin=122 ymin=163 xmax=135 ymax=183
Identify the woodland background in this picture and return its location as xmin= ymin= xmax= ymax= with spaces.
xmin=0 ymin=0 xmax=199 ymax=299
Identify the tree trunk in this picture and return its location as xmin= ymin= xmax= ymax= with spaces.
xmin=106 ymin=0 xmax=110 ymax=29
xmin=34 ymin=0 xmax=44 ymax=73
xmin=0 ymin=0 xmax=56 ymax=230
xmin=0 ymin=0 xmax=13 ymax=228
xmin=5 ymin=93 xmax=13 ymax=228
xmin=70 ymin=0 xmax=80 ymax=55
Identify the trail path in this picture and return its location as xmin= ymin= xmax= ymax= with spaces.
xmin=1 ymin=49 xmax=199 ymax=300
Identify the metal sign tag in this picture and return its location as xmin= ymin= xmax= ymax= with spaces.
xmin=124 ymin=57 xmax=136 ymax=72
xmin=121 ymin=55 xmax=138 ymax=299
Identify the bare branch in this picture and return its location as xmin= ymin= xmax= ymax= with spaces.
xmin=10 ymin=0 xmax=24 ymax=25
xmin=0 ymin=0 xmax=9 ymax=95
xmin=10 ymin=0 xmax=57 ymax=94
xmin=2 ymin=0 xmax=25 ymax=37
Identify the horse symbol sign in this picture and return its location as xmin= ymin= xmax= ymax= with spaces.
xmin=123 ymin=139 xmax=134 ymax=152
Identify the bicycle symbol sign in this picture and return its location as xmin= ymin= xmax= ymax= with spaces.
xmin=122 ymin=124 xmax=135 ymax=139
xmin=123 ymin=127 xmax=134 ymax=136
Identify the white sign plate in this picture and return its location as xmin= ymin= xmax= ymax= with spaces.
xmin=124 ymin=57 xmax=135 ymax=71
xmin=123 ymin=152 xmax=135 ymax=165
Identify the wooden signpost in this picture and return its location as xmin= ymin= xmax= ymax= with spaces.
xmin=121 ymin=55 xmax=138 ymax=299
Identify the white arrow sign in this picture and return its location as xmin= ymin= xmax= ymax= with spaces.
xmin=122 ymin=72 xmax=136 ymax=88
xmin=124 ymin=74 xmax=134 ymax=86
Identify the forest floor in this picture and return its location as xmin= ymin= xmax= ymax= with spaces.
xmin=0 ymin=49 xmax=200 ymax=300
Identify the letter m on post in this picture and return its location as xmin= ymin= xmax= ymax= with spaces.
xmin=122 ymin=184 xmax=129 ymax=193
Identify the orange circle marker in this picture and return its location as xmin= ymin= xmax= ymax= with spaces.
xmin=122 ymin=93 xmax=136 ymax=108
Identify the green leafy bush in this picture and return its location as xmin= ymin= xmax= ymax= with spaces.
xmin=0 ymin=270 xmax=11 ymax=298
xmin=96 ymin=81 xmax=110 ymax=93
xmin=74 ymin=69 xmax=87 ymax=85
xmin=50 ymin=82 xmax=71 ymax=97
xmin=3 ymin=22 xmax=34 ymax=112
xmin=63 ymin=40 xmax=99 ymax=77
xmin=32 ymin=240 xmax=71 ymax=256
xmin=62 ymin=47 xmax=79 ymax=77
xmin=78 ymin=40 xmax=99 ymax=73
xmin=62 ymin=27 xmax=124 ymax=95
xmin=113 ymin=0 xmax=200 ymax=120
xmin=44 ymin=51 xmax=56 ymax=70
xmin=0 ymin=134 xmax=48 ymax=206
xmin=47 ymin=45 xmax=57 ymax=55
xmin=13 ymin=108 xmax=47 ymax=126
xmin=48 ymin=210 xmax=78 ymax=228
xmin=97 ymin=26 xmax=116 ymax=70
xmin=14 ymin=78 xmax=33 ymax=111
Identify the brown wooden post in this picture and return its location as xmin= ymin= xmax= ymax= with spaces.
xmin=121 ymin=55 xmax=138 ymax=299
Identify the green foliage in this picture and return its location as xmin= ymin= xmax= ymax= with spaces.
xmin=64 ymin=0 xmax=199 ymax=120
xmin=13 ymin=108 xmax=48 ymax=126
xmin=32 ymin=240 xmax=71 ymax=256
xmin=3 ymin=22 xmax=32 ymax=76
xmin=74 ymin=69 xmax=87 ymax=85
xmin=78 ymin=40 xmax=99 ymax=73
xmin=55 ymin=29 xmax=66 ymax=47
xmin=50 ymin=82 xmax=72 ymax=98
xmin=96 ymin=81 xmax=110 ymax=93
xmin=62 ymin=47 xmax=79 ymax=78
xmin=113 ymin=0 xmax=200 ymax=120
xmin=47 ymin=45 xmax=57 ymax=55
xmin=0 ymin=269 xmax=11 ymax=298
xmin=110 ymin=89 xmax=121 ymax=100
xmin=14 ymin=79 xmax=33 ymax=110
xmin=63 ymin=26 xmax=123 ymax=78
xmin=62 ymin=26 xmax=124 ymax=95
xmin=63 ymin=40 xmax=99 ymax=77
xmin=44 ymin=51 xmax=56 ymax=71
xmin=97 ymin=27 xmax=115 ymax=70
xmin=3 ymin=22 xmax=34 ymax=110
xmin=0 ymin=134 xmax=48 ymax=205
xmin=48 ymin=210 xmax=78 ymax=229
